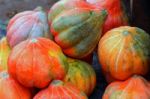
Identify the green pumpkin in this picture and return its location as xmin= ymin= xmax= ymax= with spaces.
xmin=49 ymin=0 xmax=107 ymax=58
xmin=63 ymin=58 xmax=96 ymax=95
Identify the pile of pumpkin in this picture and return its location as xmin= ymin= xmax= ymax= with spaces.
xmin=0 ymin=0 xmax=150 ymax=98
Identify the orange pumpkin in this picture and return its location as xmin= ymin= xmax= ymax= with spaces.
xmin=33 ymin=80 xmax=88 ymax=99
xmin=8 ymin=38 xmax=68 ymax=88
xmin=0 ymin=71 xmax=32 ymax=99
xmin=103 ymin=75 xmax=150 ymax=99
xmin=0 ymin=37 xmax=11 ymax=71
xmin=98 ymin=26 xmax=150 ymax=82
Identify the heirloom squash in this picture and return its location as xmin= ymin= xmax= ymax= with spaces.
xmin=0 ymin=37 xmax=10 ymax=71
xmin=87 ymin=0 xmax=129 ymax=35
xmin=7 ymin=7 xmax=52 ymax=48
xmin=8 ymin=38 xmax=68 ymax=88
xmin=49 ymin=0 xmax=107 ymax=58
xmin=103 ymin=75 xmax=150 ymax=99
xmin=98 ymin=26 xmax=150 ymax=81
xmin=64 ymin=58 xmax=96 ymax=95
xmin=33 ymin=80 xmax=88 ymax=99
xmin=0 ymin=71 xmax=32 ymax=99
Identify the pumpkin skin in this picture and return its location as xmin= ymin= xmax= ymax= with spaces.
xmin=98 ymin=26 xmax=150 ymax=81
xmin=48 ymin=0 xmax=101 ymax=23
xmin=8 ymin=37 xmax=68 ymax=88
xmin=64 ymin=58 xmax=96 ymax=96
xmin=103 ymin=75 xmax=150 ymax=99
xmin=0 ymin=71 xmax=32 ymax=99
xmin=0 ymin=37 xmax=11 ymax=71
xmin=7 ymin=7 xmax=52 ymax=48
xmin=33 ymin=80 xmax=88 ymax=99
xmin=86 ymin=0 xmax=129 ymax=35
xmin=49 ymin=1 xmax=107 ymax=58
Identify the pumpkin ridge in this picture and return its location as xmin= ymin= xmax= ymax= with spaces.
xmin=7 ymin=17 xmax=32 ymax=42
xmin=54 ymin=10 xmax=99 ymax=49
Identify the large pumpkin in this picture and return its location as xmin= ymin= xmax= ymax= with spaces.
xmin=0 ymin=71 xmax=32 ymax=99
xmin=98 ymin=26 xmax=150 ymax=81
xmin=64 ymin=58 xmax=96 ymax=95
xmin=103 ymin=75 xmax=150 ymax=99
xmin=86 ymin=0 xmax=129 ymax=35
xmin=49 ymin=0 xmax=107 ymax=58
xmin=8 ymin=37 xmax=68 ymax=88
xmin=7 ymin=7 xmax=52 ymax=48
xmin=33 ymin=80 xmax=88 ymax=99
xmin=0 ymin=37 xmax=10 ymax=71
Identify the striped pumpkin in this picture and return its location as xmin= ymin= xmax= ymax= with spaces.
xmin=33 ymin=80 xmax=88 ymax=99
xmin=7 ymin=7 xmax=52 ymax=48
xmin=0 ymin=37 xmax=10 ymax=71
xmin=48 ymin=0 xmax=107 ymax=58
xmin=98 ymin=26 xmax=150 ymax=82
xmin=103 ymin=75 xmax=150 ymax=99
xmin=64 ymin=58 xmax=96 ymax=95
xmin=0 ymin=71 xmax=32 ymax=99
xmin=8 ymin=38 xmax=68 ymax=88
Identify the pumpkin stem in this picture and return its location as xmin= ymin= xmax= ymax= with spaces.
xmin=52 ymin=80 xmax=64 ymax=86
xmin=34 ymin=6 xmax=43 ymax=11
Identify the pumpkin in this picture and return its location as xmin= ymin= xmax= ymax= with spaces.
xmin=49 ymin=0 xmax=107 ymax=58
xmin=103 ymin=75 xmax=150 ymax=99
xmin=98 ymin=26 xmax=150 ymax=81
xmin=0 ymin=71 xmax=32 ymax=99
xmin=8 ymin=37 xmax=68 ymax=88
xmin=48 ymin=0 xmax=102 ymax=23
xmin=7 ymin=7 xmax=52 ymax=48
xmin=86 ymin=0 xmax=129 ymax=35
xmin=0 ymin=37 xmax=11 ymax=71
xmin=33 ymin=80 xmax=88 ymax=99
xmin=64 ymin=58 xmax=96 ymax=95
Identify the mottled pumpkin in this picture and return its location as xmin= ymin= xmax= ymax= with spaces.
xmin=8 ymin=37 xmax=68 ymax=88
xmin=7 ymin=7 xmax=52 ymax=48
xmin=33 ymin=80 xmax=88 ymax=99
xmin=64 ymin=58 xmax=96 ymax=95
xmin=103 ymin=75 xmax=150 ymax=99
xmin=86 ymin=0 xmax=129 ymax=35
xmin=98 ymin=26 xmax=150 ymax=81
xmin=48 ymin=0 xmax=98 ymax=23
xmin=49 ymin=0 xmax=107 ymax=58
xmin=0 ymin=37 xmax=10 ymax=71
xmin=0 ymin=71 xmax=32 ymax=99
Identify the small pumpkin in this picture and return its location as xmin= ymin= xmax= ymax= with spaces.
xmin=98 ymin=26 xmax=150 ymax=81
xmin=49 ymin=0 xmax=107 ymax=58
xmin=7 ymin=7 xmax=52 ymax=48
xmin=8 ymin=37 xmax=68 ymax=88
xmin=0 ymin=37 xmax=11 ymax=71
xmin=33 ymin=80 xmax=88 ymax=99
xmin=86 ymin=0 xmax=129 ymax=35
xmin=0 ymin=71 xmax=32 ymax=99
xmin=103 ymin=75 xmax=150 ymax=99
xmin=64 ymin=58 xmax=96 ymax=95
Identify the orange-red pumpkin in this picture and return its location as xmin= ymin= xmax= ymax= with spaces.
xmin=98 ymin=26 xmax=150 ymax=82
xmin=103 ymin=75 xmax=150 ymax=99
xmin=0 ymin=71 xmax=32 ymax=99
xmin=64 ymin=58 xmax=96 ymax=95
xmin=33 ymin=80 xmax=88 ymax=99
xmin=0 ymin=37 xmax=10 ymax=71
xmin=48 ymin=0 xmax=107 ymax=58
xmin=8 ymin=37 xmax=68 ymax=88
